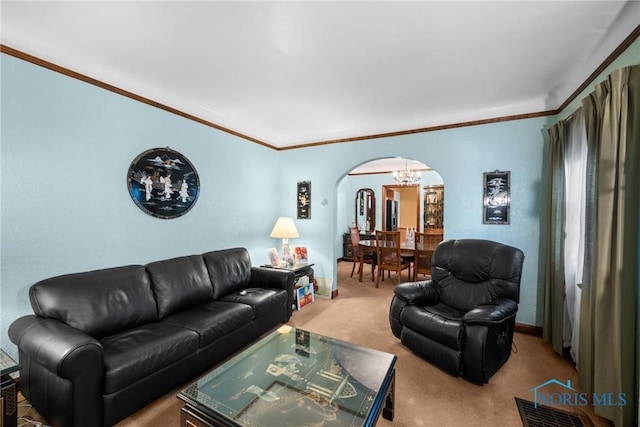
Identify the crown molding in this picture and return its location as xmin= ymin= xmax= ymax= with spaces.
xmin=0 ymin=44 xmax=274 ymax=150
xmin=278 ymin=111 xmax=556 ymax=151
xmin=3 ymin=23 xmax=639 ymax=151
xmin=557 ymin=23 xmax=640 ymax=112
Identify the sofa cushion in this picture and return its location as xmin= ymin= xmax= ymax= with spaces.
xmin=101 ymin=322 xmax=199 ymax=394
xmin=162 ymin=301 xmax=253 ymax=347
xmin=202 ymin=248 xmax=252 ymax=299
xmin=29 ymin=265 xmax=157 ymax=338
xmin=400 ymin=304 xmax=464 ymax=350
xmin=221 ymin=288 xmax=288 ymax=320
xmin=146 ymin=255 xmax=214 ymax=319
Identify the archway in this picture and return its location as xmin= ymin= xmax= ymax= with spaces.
xmin=334 ymin=157 xmax=445 ymax=280
xmin=338 ymin=157 xmax=444 ymax=233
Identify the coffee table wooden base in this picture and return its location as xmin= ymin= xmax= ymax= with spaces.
xmin=181 ymin=405 xmax=228 ymax=427
xmin=382 ymin=368 xmax=395 ymax=422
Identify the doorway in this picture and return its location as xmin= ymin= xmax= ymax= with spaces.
xmin=381 ymin=184 xmax=420 ymax=231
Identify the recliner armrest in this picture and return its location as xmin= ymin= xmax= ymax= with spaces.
xmin=393 ymin=281 xmax=439 ymax=306
xmin=9 ymin=315 xmax=103 ymax=379
xmin=463 ymin=299 xmax=518 ymax=325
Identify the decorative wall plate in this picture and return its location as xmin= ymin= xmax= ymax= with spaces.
xmin=127 ymin=147 xmax=200 ymax=219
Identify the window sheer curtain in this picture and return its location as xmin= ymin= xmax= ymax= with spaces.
xmin=563 ymin=110 xmax=587 ymax=364
xmin=544 ymin=65 xmax=639 ymax=427
xmin=544 ymin=110 xmax=587 ymax=361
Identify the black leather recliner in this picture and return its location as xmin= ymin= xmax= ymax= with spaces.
xmin=389 ymin=239 xmax=525 ymax=384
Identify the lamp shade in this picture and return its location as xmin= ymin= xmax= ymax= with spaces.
xmin=270 ymin=217 xmax=299 ymax=239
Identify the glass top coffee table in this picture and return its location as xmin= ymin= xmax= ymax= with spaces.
xmin=178 ymin=326 xmax=396 ymax=427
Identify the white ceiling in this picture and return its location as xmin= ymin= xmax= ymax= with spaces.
xmin=2 ymin=1 xmax=639 ymax=148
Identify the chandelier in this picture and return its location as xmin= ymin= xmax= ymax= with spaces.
xmin=393 ymin=160 xmax=421 ymax=185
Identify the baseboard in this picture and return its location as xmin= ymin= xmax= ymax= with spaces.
xmin=515 ymin=323 xmax=542 ymax=336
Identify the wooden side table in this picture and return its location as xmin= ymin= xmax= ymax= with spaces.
xmin=260 ymin=263 xmax=314 ymax=286
xmin=260 ymin=263 xmax=315 ymax=310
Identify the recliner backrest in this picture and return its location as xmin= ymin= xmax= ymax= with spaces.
xmin=431 ymin=239 xmax=525 ymax=312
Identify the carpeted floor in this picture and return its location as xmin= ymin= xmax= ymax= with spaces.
xmin=19 ymin=261 xmax=613 ymax=427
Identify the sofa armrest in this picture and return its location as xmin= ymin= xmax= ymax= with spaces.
xmin=250 ymin=267 xmax=295 ymax=292
xmin=393 ymin=281 xmax=439 ymax=306
xmin=251 ymin=267 xmax=295 ymax=317
xmin=463 ymin=299 xmax=518 ymax=325
xmin=9 ymin=315 xmax=103 ymax=379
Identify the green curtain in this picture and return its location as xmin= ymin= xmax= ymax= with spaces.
xmin=542 ymin=123 xmax=566 ymax=355
xmin=579 ymin=65 xmax=639 ymax=427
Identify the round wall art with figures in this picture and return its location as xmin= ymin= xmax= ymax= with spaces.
xmin=127 ymin=147 xmax=200 ymax=219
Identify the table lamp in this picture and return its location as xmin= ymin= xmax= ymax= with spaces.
xmin=270 ymin=217 xmax=299 ymax=262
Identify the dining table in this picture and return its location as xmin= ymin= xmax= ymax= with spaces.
xmin=357 ymin=239 xmax=415 ymax=282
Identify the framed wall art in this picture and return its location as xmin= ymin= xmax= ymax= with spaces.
xmin=297 ymin=181 xmax=311 ymax=219
xmin=483 ymin=170 xmax=510 ymax=224
xmin=127 ymin=147 xmax=200 ymax=219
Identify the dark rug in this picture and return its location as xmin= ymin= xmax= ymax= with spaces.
xmin=515 ymin=397 xmax=585 ymax=427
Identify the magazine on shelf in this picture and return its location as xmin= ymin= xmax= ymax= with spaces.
xmin=296 ymin=282 xmax=314 ymax=310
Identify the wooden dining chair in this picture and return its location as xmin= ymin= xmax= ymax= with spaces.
xmin=349 ymin=226 xmax=376 ymax=281
xmin=375 ymin=230 xmax=411 ymax=287
xmin=413 ymin=232 xmax=443 ymax=281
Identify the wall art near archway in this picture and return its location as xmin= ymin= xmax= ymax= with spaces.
xmin=297 ymin=181 xmax=311 ymax=219
xmin=127 ymin=147 xmax=200 ymax=219
xmin=483 ymin=170 xmax=510 ymax=224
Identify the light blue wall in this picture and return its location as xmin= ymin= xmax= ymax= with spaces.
xmin=3 ymin=34 xmax=638 ymax=358
xmin=0 ymin=52 xmax=549 ymax=358
xmin=279 ymin=118 xmax=549 ymax=329
xmin=0 ymin=54 xmax=283 ymax=356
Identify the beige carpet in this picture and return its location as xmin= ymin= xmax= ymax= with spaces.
xmin=19 ymin=261 xmax=612 ymax=427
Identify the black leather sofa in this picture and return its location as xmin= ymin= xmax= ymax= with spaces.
xmin=9 ymin=247 xmax=294 ymax=427
xmin=389 ymin=239 xmax=524 ymax=384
